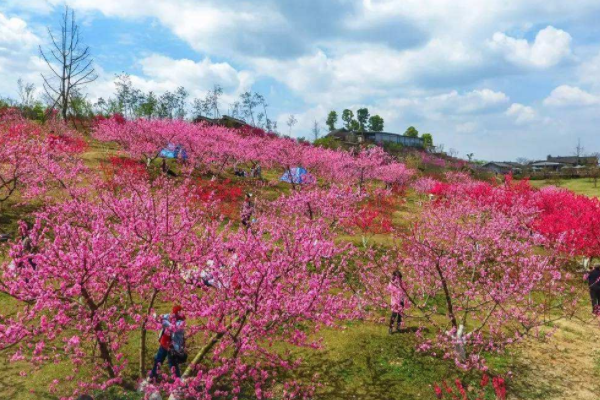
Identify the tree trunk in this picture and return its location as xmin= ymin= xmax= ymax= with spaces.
xmin=95 ymin=322 xmax=116 ymax=379
xmin=182 ymin=316 xmax=243 ymax=378
xmin=434 ymin=262 xmax=458 ymax=329
xmin=139 ymin=289 xmax=159 ymax=378
xmin=81 ymin=287 xmax=116 ymax=379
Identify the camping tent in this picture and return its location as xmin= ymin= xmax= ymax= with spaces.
xmin=280 ymin=167 xmax=312 ymax=184
xmin=159 ymin=144 xmax=188 ymax=160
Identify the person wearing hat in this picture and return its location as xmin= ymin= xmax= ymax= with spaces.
xmin=149 ymin=305 xmax=186 ymax=380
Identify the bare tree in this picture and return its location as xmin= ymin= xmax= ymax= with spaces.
xmin=448 ymin=148 xmax=459 ymax=158
xmin=516 ymin=157 xmax=531 ymax=165
xmin=574 ymin=138 xmax=585 ymax=159
xmin=240 ymin=92 xmax=258 ymax=126
xmin=17 ymin=79 xmax=36 ymax=108
xmin=466 ymin=153 xmax=474 ymax=162
xmin=40 ymin=6 xmax=97 ymax=120
xmin=287 ymin=114 xmax=298 ymax=136
xmin=312 ymin=120 xmax=321 ymax=142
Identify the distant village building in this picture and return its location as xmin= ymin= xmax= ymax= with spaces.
xmin=545 ymin=155 xmax=598 ymax=167
xmin=193 ymin=115 xmax=249 ymax=129
xmin=529 ymin=161 xmax=565 ymax=171
xmin=482 ymin=162 xmax=523 ymax=174
xmin=326 ymin=129 xmax=426 ymax=148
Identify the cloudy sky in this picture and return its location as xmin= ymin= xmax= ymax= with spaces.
xmin=1 ymin=0 xmax=599 ymax=160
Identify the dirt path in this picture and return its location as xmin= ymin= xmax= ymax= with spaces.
xmin=511 ymin=316 xmax=600 ymax=399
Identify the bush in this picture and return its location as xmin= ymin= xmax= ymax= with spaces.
xmin=314 ymin=135 xmax=342 ymax=150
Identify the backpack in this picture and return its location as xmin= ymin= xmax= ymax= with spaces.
xmin=169 ymin=320 xmax=188 ymax=364
xmin=158 ymin=315 xmax=188 ymax=364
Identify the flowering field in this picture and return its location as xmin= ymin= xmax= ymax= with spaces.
xmin=1 ymin=112 xmax=599 ymax=399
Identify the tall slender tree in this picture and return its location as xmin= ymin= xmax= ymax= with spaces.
xmin=342 ymin=109 xmax=354 ymax=130
xmin=356 ymin=108 xmax=370 ymax=131
xmin=312 ymin=120 xmax=321 ymax=141
xmin=326 ymin=111 xmax=338 ymax=131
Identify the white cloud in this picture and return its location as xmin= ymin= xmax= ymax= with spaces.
xmin=579 ymin=51 xmax=600 ymax=90
xmin=426 ymin=89 xmax=509 ymax=114
xmin=0 ymin=12 xmax=39 ymax=51
xmin=254 ymin=40 xmax=485 ymax=105
xmin=489 ymin=26 xmax=572 ymax=68
xmin=456 ymin=122 xmax=479 ymax=133
xmin=0 ymin=12 xmax=45 ymax=97
xmin=543 ymin=85 xmax=600 ymax=107
xmin=377 ymin=89 xmax=508 ymax=123
xmin=506 ymin=103 xmax=538 ymax=124
xmin=138 ymin=54 xmax=252 ymax=97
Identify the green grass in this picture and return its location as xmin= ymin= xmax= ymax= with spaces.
xmin=278 ymin=321 xmax=512 ymax=400
xmin=529 ymin=177 xmax=600 ymax=197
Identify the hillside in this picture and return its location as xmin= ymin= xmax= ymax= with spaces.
xmin=1 ymin=115 xmax=599 ymax=400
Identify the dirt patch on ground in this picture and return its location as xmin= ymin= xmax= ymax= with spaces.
xmin=511 ymin=316 xmax=600 ymax=399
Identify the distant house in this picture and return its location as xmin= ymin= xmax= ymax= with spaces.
xmin=482 ymin=162 xmax=523 ymax=174
xmin=546 ymin=155 xmax=598 ymax=167
xmin=529 ymin=161 xmax=565 ymax=171
xmin=326 ymin=129 xmax=425 ymax=148
xmin=193 ymin=115 xmax=249 ymax=129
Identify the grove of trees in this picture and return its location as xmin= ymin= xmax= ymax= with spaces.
xmin=0 ymin=109 xmax=595 ymax=398
xmin=326 ymin=108 xmax=385 ymax=132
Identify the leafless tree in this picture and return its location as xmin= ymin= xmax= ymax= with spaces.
xmin=574 ymin=138 xmax=585 ymax=159
xmin=312 ymin=120 xmax=321 ymax=142
xmin=40 ymin=6 xmax=97 ymax=120
xmin=17 ymin=79 xmax=36 ymax=107
xmin=448 ymin=148 xmax=459 ymax=158
xmin=287 ymin=114 xmax=298 ymax=136
xmin=516 ymin=157 xmax=531 ymax=165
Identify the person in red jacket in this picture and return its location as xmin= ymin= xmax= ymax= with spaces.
xmin=149 ymin=305 xmax=186 ymax=380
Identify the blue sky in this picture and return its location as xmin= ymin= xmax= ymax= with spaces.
xmin=1 ymin=0 xmax=600 ymax=161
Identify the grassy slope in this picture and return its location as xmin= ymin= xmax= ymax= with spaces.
xmin=529 ymin=177 xmax=600 ymax=198
xmin=1 ymin=143 xmax=599 ymax=399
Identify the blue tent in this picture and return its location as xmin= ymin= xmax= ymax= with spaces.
xmin=280 ymin=167 xmax=310 ymax=184
xmin=159 ymin=144 xmax=188 ymax=160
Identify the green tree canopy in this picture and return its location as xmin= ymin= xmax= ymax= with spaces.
xmin=421 ymin=133 xmax=433 ymax=147
xmin=341 ymin=109 xmax=355 ymax=130
xmin=356 ymin=108 xmax=370 ymax=131
xmin=368 ymin=115 xmax=384 ymax=132
xmin=326 ymin=111 xmax=338 ymax=131
xmin=314 ymin=136 xmax=342 ymax=150
xmin=404 ymin=126 xmax=419 ymax=137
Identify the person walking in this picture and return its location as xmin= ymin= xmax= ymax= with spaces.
xmin=149 ymin=305 xmax=186 ymax=381
xmin=586 ymin=265 xmax=600 ymax=314
xmin=388 ymin=270 xmax=406 ymax=334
